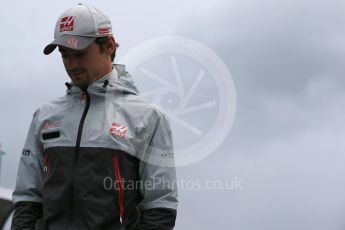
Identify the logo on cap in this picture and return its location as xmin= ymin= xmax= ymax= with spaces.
xmin=99 ymin=27 xmax=110 ymax=34
xmin=67 ymin=37 xmax=79 ymax=48
xmin=60 ymin=16 xmax=76 ymax=32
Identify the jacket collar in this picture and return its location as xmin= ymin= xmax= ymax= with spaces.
xmin=66 ymin=64 xmax=140 ymax=96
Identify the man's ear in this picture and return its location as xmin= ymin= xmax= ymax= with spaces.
xmin=105 ymin=36 xmax=116 ymax=55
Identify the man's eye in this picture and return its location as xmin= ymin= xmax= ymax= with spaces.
xmin=76 ymin=52 xmax=87 ymax=57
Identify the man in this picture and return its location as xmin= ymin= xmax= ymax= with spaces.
xmin=11 ymin=4 xmax=178 ymax=230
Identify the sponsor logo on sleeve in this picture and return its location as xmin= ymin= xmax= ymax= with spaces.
xmin=22 ymin=149 xmax=31 ymax=156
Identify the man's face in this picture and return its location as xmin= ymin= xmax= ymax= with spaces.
xmin=59 ymin=42 xmax=111 ymax=89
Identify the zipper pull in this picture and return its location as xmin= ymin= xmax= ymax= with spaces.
xmin=44 ymin=154 xmax=48 ymax=172
xmin=120 ymin=216 xmax=123 ymax=224
xmin=79 ymin=93 xmax=86 ymax=104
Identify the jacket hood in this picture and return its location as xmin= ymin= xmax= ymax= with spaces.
xmin=66 ymin=64 xmax=140 ymax=96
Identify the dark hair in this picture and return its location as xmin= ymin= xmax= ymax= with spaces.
xmin=95 ymin=36 xmax=119 ymax=62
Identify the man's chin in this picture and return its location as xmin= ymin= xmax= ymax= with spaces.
xmin=73 ymin=81 xmax=89 ymax=90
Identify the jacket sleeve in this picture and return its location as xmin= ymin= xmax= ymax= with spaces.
xmin=138 ymin=112 xmax=178 ymax=229
xmin=11 ymin=109 xmax=44 ymax=230
xmin=11 ymin=201 xmax=42 ymax=230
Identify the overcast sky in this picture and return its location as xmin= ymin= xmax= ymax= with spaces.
xmin=1 ymin=0 xmax=345 ymax=229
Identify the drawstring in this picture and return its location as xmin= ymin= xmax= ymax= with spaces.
xmin=65 ymin=82 xmax=72 ymax=95
xmin=65 ymin=82 xmax=72 ymax=90
xmin=103 ymin=80 xmax=109 ymax=88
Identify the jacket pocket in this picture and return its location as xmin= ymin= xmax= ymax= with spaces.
xmin=112 ymin=155 xmax=125 ymax=224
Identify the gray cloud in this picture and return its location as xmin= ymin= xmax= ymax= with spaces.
xmin=172 ymin=0 xmax=345 ymax=229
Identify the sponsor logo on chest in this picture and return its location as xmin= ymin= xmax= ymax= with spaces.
xmin=43 ymin=120 xmax=63 ymax=130
xmin=109 ymin=122 xmax=128 ymax=138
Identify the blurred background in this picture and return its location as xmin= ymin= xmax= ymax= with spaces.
xmin=1 ymin=0 xmax=345 ymax=229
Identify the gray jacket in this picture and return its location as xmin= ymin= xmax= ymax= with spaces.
xmin=12 ymin=64 xmax=178 ymax=230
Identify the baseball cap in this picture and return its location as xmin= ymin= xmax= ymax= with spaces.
xmin=43 ymin=3 xmax=112 ymax=55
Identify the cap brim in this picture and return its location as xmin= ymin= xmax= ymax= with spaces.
xmin=43 ymin=35 xmax=96 ymax=55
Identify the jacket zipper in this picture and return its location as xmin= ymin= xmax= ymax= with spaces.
xmin=113 ymin=155 xmax=125 ymax=224
xmin=43 ymin=153 xmax=50 ymax=182
xmin=71 ymin=90 xmax=91 ymax=220
xmin=75 ymin=91 xmax=91 ymax=157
